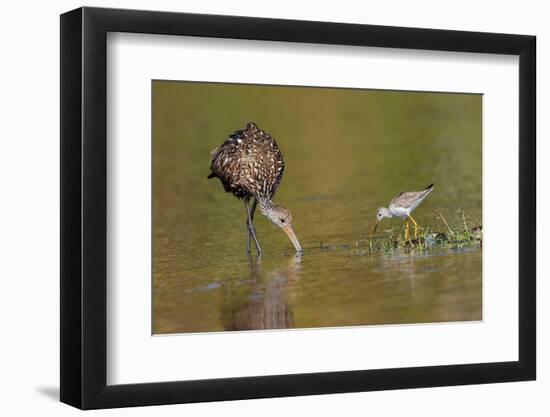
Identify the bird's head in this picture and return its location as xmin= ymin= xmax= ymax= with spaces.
xmin=373 ymin=207 xmax=392 ymax=234
xmin=261 ymin=202 xmax=302 ymax=253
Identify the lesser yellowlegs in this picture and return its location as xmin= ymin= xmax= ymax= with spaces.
xmin=373 ymin=183 xmax=435 ymax=240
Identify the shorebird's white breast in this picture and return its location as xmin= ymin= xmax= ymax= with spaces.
xmin=389 ymin=206 xmax=410 ymax=218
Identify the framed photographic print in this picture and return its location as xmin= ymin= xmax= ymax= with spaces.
xmin=60 ymin=6 xmax=536 ymax=409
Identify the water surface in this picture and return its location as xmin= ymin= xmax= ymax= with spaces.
xmin=152 ymin=81 xmax=482 ymax=334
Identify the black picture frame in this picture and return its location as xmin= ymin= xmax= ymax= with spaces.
xmin=60 ymin=6 xmax=536 ymax=410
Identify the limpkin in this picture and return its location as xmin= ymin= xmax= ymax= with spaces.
xmin=208 ymin=122 xmax=302 ymax=254
xmin=373 ymin=183 xmax=435 ymax=240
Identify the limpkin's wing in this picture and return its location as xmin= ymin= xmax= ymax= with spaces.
xmin=208 ymin=122 xmax=285 ymax=199
xmin=208 ymin=137 xmax=243 ymax=194
xmin=390 ymin=184 xmax=434 ymax=210
xmin=245 ymin=123 xmax=285 ymax=199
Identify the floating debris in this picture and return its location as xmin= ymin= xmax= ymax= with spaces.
xmin=319 ymin=241 xmax=331 ymax=250
xmin=471 ymin=225 xmax=483 ymax=240
xmin=424 ymin=232 xmax=449 ymax=247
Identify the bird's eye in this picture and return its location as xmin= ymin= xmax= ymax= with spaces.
xmin=280 ymin=219 xmax=285 ymax=223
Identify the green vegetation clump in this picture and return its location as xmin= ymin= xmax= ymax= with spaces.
xmin=353 ymin=210 xmax=482 ymax=256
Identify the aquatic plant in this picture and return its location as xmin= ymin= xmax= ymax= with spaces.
xmin=355 ymin=209 xmax=482 ymax=256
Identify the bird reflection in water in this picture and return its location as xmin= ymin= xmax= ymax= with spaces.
xmin=226 ymin=255 xmax=302 ymax=331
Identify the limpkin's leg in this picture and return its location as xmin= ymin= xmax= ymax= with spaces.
xmin=245 ymin=199 xmax=262 ymax=255
xmin=246 ymin=199 xmax=255 ymax=253
xmin=407 ymin=214 xmax=419 ymax=239
xmin=251 ymin=198 xmax=257 ymax=220
xmin=247 ymin=198 xmax=258 ymax=251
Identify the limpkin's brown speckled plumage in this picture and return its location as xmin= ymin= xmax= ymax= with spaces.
xmin=208 ymin=122 xmax=285 ymax=200
xmin=208 ymin=122 xmax=302 ymax=254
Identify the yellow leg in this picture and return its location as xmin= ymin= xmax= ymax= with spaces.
xmin=404 ymin=222 xmax=410 ymax=241
xmin=408 ymin=214 xmax=419 ymax=239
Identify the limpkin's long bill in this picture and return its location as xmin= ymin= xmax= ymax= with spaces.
xmin=282 ymin=225 xmax=302 ymax=253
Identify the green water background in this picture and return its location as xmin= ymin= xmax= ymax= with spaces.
xmin=152 ymin=81 xmax=482 ymax=334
